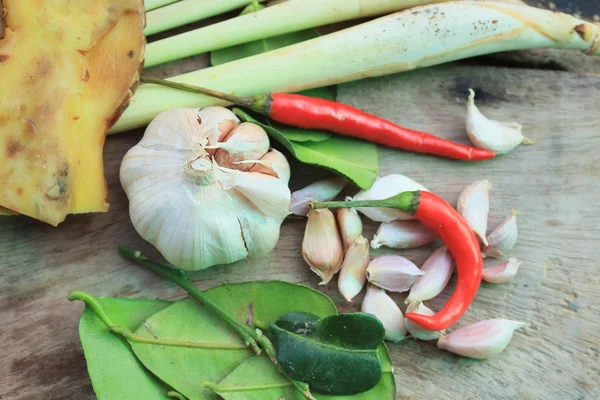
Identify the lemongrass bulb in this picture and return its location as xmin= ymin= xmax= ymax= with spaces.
xmin=405 ymin=247 xmax=455 ymax=303
xmin=371 ymin=220 xmax=436 ymax=250
xmin=457 ymin=180 xmax=491 ymax=246
xmin=405 ymin=302 xmax=441 ymax=341
xmin=337 ymin=208 xmax=363 ymax=249
xmin=361 ymin=285 xmax=407 ymax=342
xmin=213 ymin=122 xmax=270 ymax=170
xmin=338 ymin=236 xmax=370 ymax=301
xmin=302 ymin=209 xmax=344 ymax=285
xmin=352 ymin=174 xmax=428 ymax=222
xmin=290 ymin=177 xmax=347 ymax=216
xmin=437 ymin=319 xmax=527 ymax=359
xmin=121 ymin=107 xmax=291 ymax=271
xmin=366 ymin=256 xmax=423 ymax=293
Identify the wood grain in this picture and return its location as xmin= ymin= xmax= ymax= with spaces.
xmin=1 ymin=63 xmax=599 ymax=399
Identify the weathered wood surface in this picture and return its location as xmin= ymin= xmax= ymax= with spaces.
xmin=2 ymin=62 xmax=599 ymax=399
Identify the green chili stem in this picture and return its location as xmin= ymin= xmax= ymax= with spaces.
xmin=310 ymin=191 xmax=420 ymax=213
xmin=118 ymin=245 xmax=262 ymax=355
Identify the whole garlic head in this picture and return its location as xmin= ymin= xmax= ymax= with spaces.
xmin=120 ymin=107 xmax=291 ymax=271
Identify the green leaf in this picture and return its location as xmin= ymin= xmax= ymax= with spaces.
xmin=75 ymin=294 xmax=172 ymax=400
xmin=268 ymin=121 xmax=331 ymax=143
xmin=234 ymin=108 xmax=379 ymax=189
xmin=128 ymin=281 xmax=338 ymax=400
xmin=271 ymin=312 xmax=385 ymax=395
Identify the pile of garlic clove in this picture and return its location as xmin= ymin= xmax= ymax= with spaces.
xmin=120 ymin=107 xmax=292 ymax=271
xmin=298 ymin=174 xmax=527 ymax=359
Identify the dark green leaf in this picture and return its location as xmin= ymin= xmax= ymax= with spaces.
xmin=269 ymin=121 xmax=331 ymax=143
xmin=77 ymin=295 xmax=172 ymax=399
xmin=271 ymin=312 xmax=386 ymax=395
xmin=234 ymin=108 xmax=379 ymax=189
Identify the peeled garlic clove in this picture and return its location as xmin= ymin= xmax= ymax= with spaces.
xmin=290 ymin=177 xmax=347 ymax=216
xmin=482 ymin=258 xmax=521 ymax=283
xmin=371 ymin=220 xmax=436 ymax=249
xmin=361 ymin=285 xmax=407 ymax=342
xmin=366 ymin=255 xmax=423 ymax=293
xmin=466 ymin=89 xmax=532 ymax=154
xmin=337 ymin=208 xmax=363 ymax=249
xmin=405 ymin=302 xmax=441 ymax=341
xmin=352 ymin=174 xmax=428 ymax=222
xmin=437 ymin=319 xmax=527 ymax=359
xmin=213 ymin=122 xmax=270 ymax=170
xmin=484 ymin=209 xmax=518 ymax=259
xmin=197 ymin=106 xmax=240 ymax=151
xmin=244 ymin=149 xmax=291 ymax=184
xmin=338 ymin=236 xmax=370 ymax=301
xmin=302 ymin=209 xmax=344 ymax=285
xmin=405 ymin=247 xmax=455 ymax=304
xmin=457 ymin=180 xmax=491 ymax=246
xmin=120 ymin=108 xmax=291 ymax=271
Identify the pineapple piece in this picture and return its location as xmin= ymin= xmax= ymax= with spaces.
xmin=0 ymin=0 xmax=145 ymax=226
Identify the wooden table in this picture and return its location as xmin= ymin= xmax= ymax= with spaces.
xmin=1 ymin=2 xmax=600 ymax=399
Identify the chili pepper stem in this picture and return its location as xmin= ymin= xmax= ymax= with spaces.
xmin=310 ymin=191 xmax=420 ymax=214
xmin=140 ymin=76 xmax=270 ymax=115
xmin=118 ymin=245 xmax=263 ymax=355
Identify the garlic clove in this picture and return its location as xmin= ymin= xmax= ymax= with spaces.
xmin=338 ymin=236 xmax=370 ymax=301
xmin=371 ymin=220 xmax=436 ymax=249
xmin=457 ymin=180 xmax=491 ymax=246
xmin=484 ymin=209 xmax=518 ymax=259
xmin=337 ymin=208 xmax=363 ymax=249
xmin=366 ymin=255 xmax=424 ymax=293
xmin=352 ymin=174 xmax=428 ymax=222
xmin=405 ymin=247 xmax=455 ymax=304
xmin=197 ymin=106 xmax=240 ymax=153
xmin=302 ymin=209 xmax=344 ymax=285
xmin=405 ymin=302 xmax=441 ymax=341
xmin=437 ymin=318 xmax=527 ymax=359
xmin=290 ymin=177 xmax=347 ymax=216
xmin=242 ymin=149 xmax=291 ymax=184
xmin=213 ymin=122 xmax=270 ymax=170
xmin=466 ymin=89 xmax=532 ymax=154
xmin=361 ymin=285 xmax=407 ymax=342
xmin=482 ymin=258 xmax=521 ymax=284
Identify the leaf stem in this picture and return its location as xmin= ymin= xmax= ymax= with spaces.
xmin=110 ymin=326 xmax=248 ymax=350
xmin=310 ymin=191 xmax=420 ymax=214
xmin=67 ymin=291 xmax=115 ymax=327
xmin=118 ymin=245 xmax=262 ymax=355
xmin=166 ymin=390 xmax=188 ymax=400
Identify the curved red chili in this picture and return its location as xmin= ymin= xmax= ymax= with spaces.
xmin=269 ymin=93 xmax=495 ymax=161
xmin=140 ymin=78 xmax=496 ymax=161
xmin=311 ymin=190 xmax=483 ymax=331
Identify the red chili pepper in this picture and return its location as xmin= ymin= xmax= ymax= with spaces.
xmin=141 ymin=78 xmax=496 ymax=161
xmin=311 ymin=190 xmax=483 ymax=331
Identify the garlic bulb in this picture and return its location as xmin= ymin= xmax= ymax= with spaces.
xmin=361 ymin=285 xmax=407 ymax=342
xmin=338 ymin=236 xmax=370 ymax=301
xmin=366 ymin=255 xmax=424 ymax=292
xmin=457 ymin=180 xmax=491 ymax=246
xmin=482 ymin=258 xmax=521 ymax=284
xmin=351 ymin=174 xmax=428 ymax=222
xmin=466 ymin=89 xmax=533 ymax=154
xmin=290 ymin=177 xmax=347 ymax=216
xmin=371 ymin=220 xmax=436 ymax=250
xmin=405 ymin=302 xmax=441 ymax=341
xmin=484 ymin=209 xmax=518 ymax=259
xmin=302 ymin=209 xmax=344 ymax=285
xmin=120 ymin=107 xmax=291 ymax=271
xmin=405 ymin=247 xmax=455 ymax=304
xmin=337 ymin=208 xmax=363 ymax=249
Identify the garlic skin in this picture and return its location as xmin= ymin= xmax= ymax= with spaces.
xmin=437 ymin=319 xmax=527 ymax=359
xmin=371 ymin=220 xmax=436 ymax=250
xmin=361 ymin=285 xmax=407 ymax=342
xmin=213 ymin=122 xmax=270 ymax=170
xmin=290 ymin=177 xmax=347 ymax=216
xmin=484 ymin=209 xmax=518 ymax=259
xmin=466 ymin=89 xmax=532 ymax=154
xmin=351 ymin=174 xmax=428 ymax=222
xmin=120 ymin=108 xmax=291 ymax=271
xmin=482 ymin=258 xmax=521 ymax=284
xmin=366 ymin=256 xmax=424 ymax=293
xmin=405 ymin=247 xmax=455 ymax=304
xmin=457 ymin=180 xmax=491 ymax=246
xmin=405 ymin=302 xmax=441 ymax=341
xmin=302 ymin=209 xmax=344 ymax=285
xmin=337 ymin=208 xmax=363 ymax=249
xmin=338 ymin=236 xmax=370 ymax=301
xmin=244 ymin=149 xmax=291 ymax=184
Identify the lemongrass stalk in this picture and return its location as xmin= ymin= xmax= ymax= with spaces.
xmin=145 ymin=0 xmax=269 ymax=36
xmin=145 ymin=0 xmax=456 ymax=68
xmin=145 ymin=0 xmax=180 ymax=12
xmin=114 ymin=2 xmax=599 ymax=133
